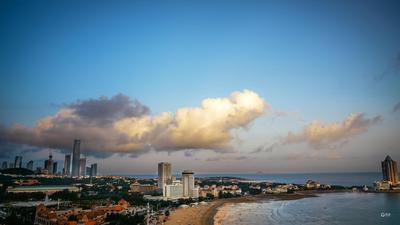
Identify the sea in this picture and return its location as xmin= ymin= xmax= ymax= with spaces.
xmin=121 ymin=172 xmax=382 ymax=187
xmin=217 ymin=192 xmax=400 ymax=225
xmin=121 ymin=172 xmax=400 ymax=224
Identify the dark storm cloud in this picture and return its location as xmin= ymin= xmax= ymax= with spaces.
xmin=68 ymin=94 xmax=150 ymax=125
xmin=0 ymin=94 xmax=150 ymax=157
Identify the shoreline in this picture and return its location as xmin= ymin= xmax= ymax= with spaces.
xmin=211 ymin=193 xmax=317 ymax=225
xmin=165 ymin=193 xmax=316 ymax=225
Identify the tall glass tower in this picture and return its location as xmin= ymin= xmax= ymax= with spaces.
xmin=71 ymin=139 xmax=81 ymax=177
xmin=382 ymin=155 xmax=399 ymax=184
xmin=64 ymin=154 xmax=71 ymax=176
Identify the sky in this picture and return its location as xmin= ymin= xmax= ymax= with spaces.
xmin=0 ymin=0 xmax=400 ymax=174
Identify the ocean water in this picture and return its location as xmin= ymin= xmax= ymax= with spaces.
xmin=123 ymin=172 xmax=382 ymax=186
xmin=218 ymin=192 xmax=400 ymax=225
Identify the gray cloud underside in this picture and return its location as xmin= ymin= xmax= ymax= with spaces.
xmin=0 ymin=90 xmax=268 ymax=157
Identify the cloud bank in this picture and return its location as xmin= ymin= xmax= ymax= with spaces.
xmin=0 ymin=90 xmax=268 ymax=156
xmin=285 ymin=113 xmax=383 ymax=149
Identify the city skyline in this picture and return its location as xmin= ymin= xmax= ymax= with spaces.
xmin=1 ymin=0 xmax=400 ymax=174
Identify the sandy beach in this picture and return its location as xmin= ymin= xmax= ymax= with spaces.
xmin=164 ymin=193 xmax=315 ymax=225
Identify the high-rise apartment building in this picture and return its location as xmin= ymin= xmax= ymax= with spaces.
xmin=14 ymin=156 xmax=22 ymax=168
xmin=26 ymin=160 xmax=34 ymax=171
xmin=90 ymin=163 xmax=97 ymax=177
xmin=182 ymin=170 xmax=195 ymax=197
xmin=86 ymin=167 xmax=91 ymax=176
xmin=64 ymin=154 xmax=71 ymax=176
xmin=158 ymin=162 xmax=172 ymax=189
xmin=2 ymin=161 xmax=7 ymax=169
xmin=79 ymin=158 xmax=86 ymax=177
xmin=53 ymin=162 xmax=58 ymax=174
xmin=71 ymin=140 xmax=81 ymax=177
xmin=44 ymin=154 xmax=54 ymax=174
xmin=163 ymin=180 xmax=183 ymax=199
xmin=382 ymin=155 xmax=399 ymax=184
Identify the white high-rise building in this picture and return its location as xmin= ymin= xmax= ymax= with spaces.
xmin=182 ymin=170 xmax=194 ymax=197
xmin=158 ymin=162 xmax=172 ymax=189
xmin=164 ymin=180 xmax=183 ymax=199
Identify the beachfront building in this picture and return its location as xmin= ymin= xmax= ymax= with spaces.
xmin=374 ymin=181 xmax=391 ymax=191
xmin=199 ymin=185 xmax=220 ymax=198
xmin=158 ymin=162 xmax=172 ymax=189
xmin=221 ymin=185 xmax=242 ymax=195
xmin=191 ymin=187 xmax=199 ymax=198
xmin=305 ymin=180 xmax=321 ymax=189
xmin=182 ymin=170 xmax=195 ymax=197
xmin=381 ymin=155 xmax=399 ymax=185
xmin=163 ymin=180 xmax=183 ymax=199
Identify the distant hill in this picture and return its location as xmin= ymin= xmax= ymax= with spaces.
xmin=0 ymin=168 xmax=34 ymax=175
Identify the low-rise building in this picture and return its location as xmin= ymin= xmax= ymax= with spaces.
xmin=34 ymin=199 xmax=131 ymax=225
xmin=130 ymin=182 xmax=158 ymax=193
xmin=305 ymin=180 xmax=321 ymax=189
xmin=374 ymin=181 xmax=391 ymax=191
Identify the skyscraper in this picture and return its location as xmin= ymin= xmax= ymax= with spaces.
xmin=382 ymin=155 xmax=399 ymax=184
xmin=64 ymin=154 xmax=71 ymax=176
xmin=53 ymin=162 xmax=58 ymax=174
xmin=86 ymin=167 xmax=91 ymax=176
xmin=90 ymin=163 xmax=98 ymax=177
xmin=71 ymin=139 xmax=81 ymax=177
xmin=1 ymin=161 xmax=7 ymax=169
xmin=182 ymin=170 xmax=195 ymax=197
xmin=26 ymin=160 xmax=34 ymax=171
xmin=44 ymin=154 xmax=53 ymax=174
xmin=158 ymin=162 xmax=172 ymax=189
xmin=14 ymin=156 xmax=22 ymax=168
xmin=79 ymin=158 xmax=86 ymax=177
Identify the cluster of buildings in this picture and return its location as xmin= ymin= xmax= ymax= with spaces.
xmin=65 ymin=139 xmax=97 ymax=177
xmin=154 ymin=162 xmax=245 ymax=200
xmin=374 ymin=155 xmax=400 ymax=191
xmin=33 ymin=199 xmax=134 ymax=225
xmin=198 ymin=184 xmax=242 ymax=198
xmin=157 ymin=162 xmax=199 ymax=200
xmin=1 ymin=140 xmax=98 ymax=178
xmin=1 ymin=155 xmax=34 ymax=171
xmin=130 ymin=182 xmax=158 ymax=194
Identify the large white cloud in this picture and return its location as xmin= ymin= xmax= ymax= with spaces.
xmin=0 ymin=90 xmax=268 ymax=156
xmin=285 ymin=113 xmax=383 ymax=149
xmin=114 ymin=89 xmax=268 ymax=151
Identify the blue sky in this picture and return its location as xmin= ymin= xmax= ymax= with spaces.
xmin=0 ymin=0 xmax=399 ymax=173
